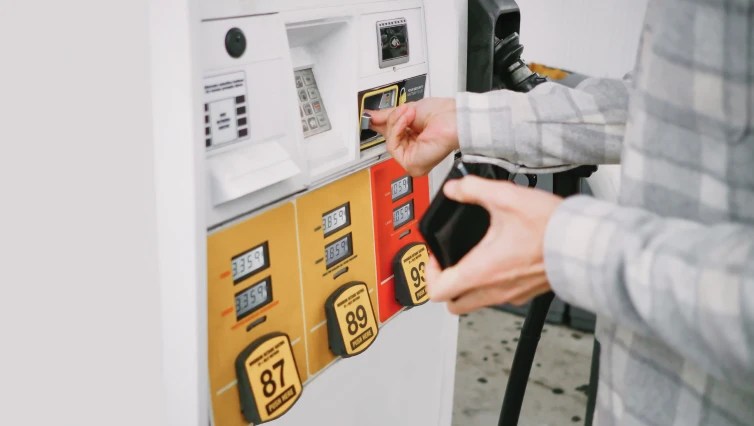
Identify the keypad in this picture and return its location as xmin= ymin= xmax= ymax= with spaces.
xmin=295 ymin=68 xmax=331 ymax=138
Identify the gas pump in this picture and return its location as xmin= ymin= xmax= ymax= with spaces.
xmin=196 ymin=1 xmax=461 ymax=424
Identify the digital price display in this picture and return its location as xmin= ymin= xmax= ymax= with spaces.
xmin=322 ymin=203 xmax=351 ymax=237
xmin=392 ymin=200 xmax=414 ymax=229
xmin=235 ymin=277 xmax=273 ymax=320
xmin=391 ymin=175 xmax=413 ymax=201
xmin=325 ymin=233 xmax=353 ymax=269
xmin=232 ymin=242 xmax=270 ymax=284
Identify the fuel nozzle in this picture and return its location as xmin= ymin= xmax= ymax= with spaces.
xmin=493 ymin=33 xmax=548 ymax=92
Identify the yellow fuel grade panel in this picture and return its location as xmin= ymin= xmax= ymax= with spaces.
xmin=295 ymin=169 xmax=379 ymax=376
xmin=207 ymin=203 xmax=307 ymax=426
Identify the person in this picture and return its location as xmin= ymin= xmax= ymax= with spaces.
xmin=369 ymin=0 xmax=754 ymax=424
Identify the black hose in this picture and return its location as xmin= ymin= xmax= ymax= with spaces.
xmin=497 ymin=292 xmax=555 ymax=425
xmin=585 ymin=340 xmax=601 ymax=426
xmin=496 ymin=167 xmax=596 ymax=425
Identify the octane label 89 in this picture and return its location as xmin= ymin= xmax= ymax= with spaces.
xmin=325 ymin=282 xmax=378 ymax=357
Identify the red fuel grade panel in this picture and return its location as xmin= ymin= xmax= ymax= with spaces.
xmin=370 ymin=158 xmax=430 ymax=323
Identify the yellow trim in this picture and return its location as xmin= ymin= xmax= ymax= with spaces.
xmin=360 ymin=136 xmax=386 ymax=150
xmin=359 ymin=84 xmax=399 ymax=120
xmin=359 ymin=84 xmax=399 ymax=151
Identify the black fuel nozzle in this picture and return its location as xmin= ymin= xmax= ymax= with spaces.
xmin=493 ymin=33 xmax=548 ymax=93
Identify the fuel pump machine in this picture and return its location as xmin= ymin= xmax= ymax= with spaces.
xmin=153 ymin=0 xmax=465 ymax=425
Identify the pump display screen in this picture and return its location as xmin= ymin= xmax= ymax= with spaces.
xmin=232 ymin=242 xmax=270 ymax=284
xmin=322 ymin=203 xmax=351 ymax=237
xmin=235 ymin=277 xmax=272 ymax=320
xmin=378 ymin=18 xmax=409 ymax=65
xmin=325 ymin=233 xmax=353 ymax=268
xmin=391 ymin=176 xmax=413 ymax=201
xmin=393 ymin=200 xmax=414 ymax=229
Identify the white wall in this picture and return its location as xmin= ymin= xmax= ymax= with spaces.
xmin=150 ymin=0 xmax=208 ymax=425
xmin=0 ymin=2 xmax=166 ymax=425
xmin=518 ymin=0 xmax=649 ymax=78
xmin=514 ymin=0 xmax=646 ymax=199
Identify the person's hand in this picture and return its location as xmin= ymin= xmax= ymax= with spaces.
xmin=425 ymin=175 xmax=563 ymax=315
xmin=367 ymin=98 xmax=459 ymax=176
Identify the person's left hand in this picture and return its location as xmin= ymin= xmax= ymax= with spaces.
xmin=425 ymin=175 xmax=563 ymax=315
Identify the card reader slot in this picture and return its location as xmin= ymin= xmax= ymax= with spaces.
xmin=358 ymin=85 xmax=399 ymax=150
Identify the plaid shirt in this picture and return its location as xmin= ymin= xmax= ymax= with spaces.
xmin=457 ymin=0 xmax=754 ymax=424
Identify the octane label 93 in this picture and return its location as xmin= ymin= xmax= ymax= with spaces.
xmin=393 ymin=243 xmax=429 ymax=306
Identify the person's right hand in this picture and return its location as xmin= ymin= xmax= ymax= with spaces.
xmin=367 ymin=97 xmax=459 ymax=176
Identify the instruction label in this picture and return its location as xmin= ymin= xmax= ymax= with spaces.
xmin=203 ymin=71 xmax=249 ymax=148
xmin=401 ymin=74 xmax=427 ymax=104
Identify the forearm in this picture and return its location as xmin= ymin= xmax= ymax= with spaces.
xmin=457 ymin=77 xmax=629 ymax=167
xmin=545 ymin=196 xmax=754 ymax=390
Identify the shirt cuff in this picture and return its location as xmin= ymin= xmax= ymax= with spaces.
xmin=455 ymin=91 xmax=518 ymax=159
xmin=543 ymin=195 xmax=619 ymax=313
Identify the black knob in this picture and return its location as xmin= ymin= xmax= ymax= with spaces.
xmin=225 ymin=27 xmax=246 ymax=58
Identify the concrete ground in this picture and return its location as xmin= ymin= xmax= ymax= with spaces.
xmin=452 ymin=308 xmax=595 ymax=426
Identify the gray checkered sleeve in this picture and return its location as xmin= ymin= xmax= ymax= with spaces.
xmin=452 ymin=0 xmax=754 ymax=421
xmin=545 ymin=195 xmax=754 ymax=391
xmin=456 ymin=77 xmax=629 ymax=167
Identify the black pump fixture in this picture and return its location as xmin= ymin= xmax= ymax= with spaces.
xmin=467 ymin=0 xmax=520 ymax=93
xmin=493 ymin=32 xmax=548 ymax=92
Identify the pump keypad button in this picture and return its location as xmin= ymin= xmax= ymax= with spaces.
xmin=224 ymin=27 xmax=247 ymax=58
xmin=294 ymin=68 xmax=331 ymax=138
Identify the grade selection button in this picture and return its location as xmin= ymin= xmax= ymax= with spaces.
xmin=236 ymin=333 xmax=303 ymax=424
xmin=325 ymin=282 xmax=379 ymax=357
xmin=393 ymin=242 xmax=429 ymax=306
